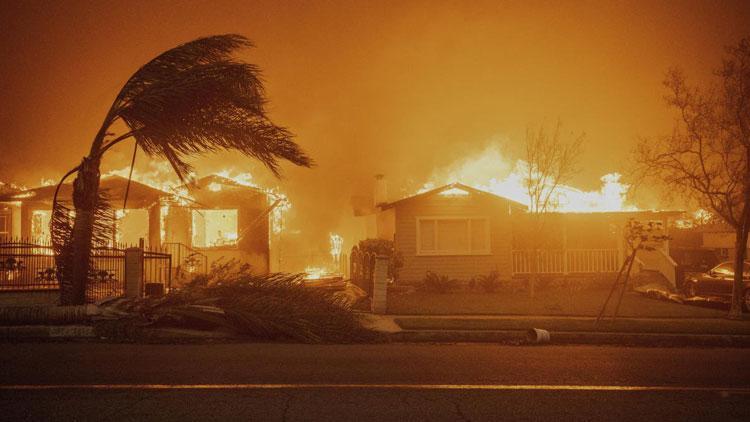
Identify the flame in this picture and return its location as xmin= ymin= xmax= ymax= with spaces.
xmin=303 ymin=266 xmax=329 ymax=280
xmin=102 ymin=164 xmax=291 ymax=234
xmin=329 ymin=233 xmax=343 ymax=263
xmin=420 ymin=144 xmax=636 ymax=212
xmin=215 ymin=170 xmax=257 ymax=188
xmin=693 ymin=208 xmax=713 ymax=224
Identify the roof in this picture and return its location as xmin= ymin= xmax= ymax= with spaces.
xmin=189 ymin=174 xmax=267 ymax=195
xmin=379 ymin=182 xmax=528 ymax=211
xmin=0 ymin=175 xmax=169 ymax=208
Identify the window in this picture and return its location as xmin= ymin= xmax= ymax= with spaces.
xmin=712 ymin=263 xmax=733 ymax=276
xmin=31 ymin=210 xmax=51 ymax=244
xmin=417 ymin=217 xmax=490 ymax=255
xmin=0 ymin=211 xmax=10 ymax=241
xmin=191 ymin=209 xmax=238 ymax=248
xmin=712 ymin=262 xmax=750 ymax=277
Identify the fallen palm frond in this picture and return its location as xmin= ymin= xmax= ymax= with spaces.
xmin=100 ymin=260 xmax=381 ymax=343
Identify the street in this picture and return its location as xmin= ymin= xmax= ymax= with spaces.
xmin=0 ymin=342 xmax=748 ymax=421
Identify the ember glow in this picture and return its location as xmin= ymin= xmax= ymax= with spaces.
xmin=303 ymin=266 xmax=329 ymax=280
xmin=420 ymin=143 xmax=636 ymax=212
xmin=104 ymin=163 xmax=292 ymax=236
xmin=191 ymin=209 xmax=239 ymax=248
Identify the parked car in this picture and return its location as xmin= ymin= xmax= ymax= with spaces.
xmin=670 ymin=247 xmax=719 ymax=273
xmin=684 ymin=261 xmax=750 ymax=309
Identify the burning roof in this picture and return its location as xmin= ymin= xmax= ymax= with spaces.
xmin=0 ymin=175 xmax=168 ymax=208
xmin=379 ymin=182 xmax=527 ymax=211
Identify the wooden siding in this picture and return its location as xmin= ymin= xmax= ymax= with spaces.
xmin=394 ymin=193 xmax=514 ymax=284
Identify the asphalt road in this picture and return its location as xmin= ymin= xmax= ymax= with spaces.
xmin=1 ymin=342 xmax=748 ymax=421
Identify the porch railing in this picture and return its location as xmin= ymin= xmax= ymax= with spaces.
xmin=161 ymin=242 xmax=208 ymax=285
xmin=512 ymin=249 xmax=621 ymax=275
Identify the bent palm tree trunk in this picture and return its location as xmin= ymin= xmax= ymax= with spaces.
xmin=62 ymin=156 xmax=101 ymax=305
xmin=53 ymin=34 xmax=312 ymax=305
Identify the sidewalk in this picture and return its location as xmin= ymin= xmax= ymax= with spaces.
xmin=361 ymin=314 xmax=750 ymax=347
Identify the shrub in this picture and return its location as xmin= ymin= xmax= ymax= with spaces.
xmin=476 ymin=271 xmax=501 ymax=293
xmin=420 ymin=271 xmax=459 ymax=293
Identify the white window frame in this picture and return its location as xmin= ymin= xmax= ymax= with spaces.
xmin=416 ymin=216 xmax=491 ymax=256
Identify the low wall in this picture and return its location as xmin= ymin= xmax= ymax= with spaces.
xmin=0 ymin=290 xmax=59 ymax=307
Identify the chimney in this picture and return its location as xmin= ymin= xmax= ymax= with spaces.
xmin=374 ymin=174 xmax=388 ymax=207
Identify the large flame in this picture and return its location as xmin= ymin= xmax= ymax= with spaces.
xmin=329 ymin=233 xmax=343 ymax=263
xmin=104 ymin=164 xmax=291 ymax=234
xmin=420 ymin=144 xmax=636 ymax=212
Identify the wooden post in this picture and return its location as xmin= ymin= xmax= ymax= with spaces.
xmin=371 ymin=255 xmax=389 ymax=314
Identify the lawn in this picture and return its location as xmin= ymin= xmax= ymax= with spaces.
xmin=386 ymin=287 xmax=729 ymax=319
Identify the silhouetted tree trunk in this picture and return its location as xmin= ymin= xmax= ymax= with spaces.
xmin=635 ymin=37 xmax=750 ymax=318
xmin=61 ymin=156 xmax=101 ymax=304
xmin=524 ymin=120 xmax=583 ymax=299
xmin=731 ymin=194 xmax=750 ymax=316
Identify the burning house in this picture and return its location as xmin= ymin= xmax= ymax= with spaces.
xmin=0 ymin=173 xmax=282 ymax=304
xmin=0 ymin=175 xmax=164 ymax=246
xmin=359 ymin=179 xmax=684 ymax=288
xmin=162 ymin=174 xmax=276 ymax=273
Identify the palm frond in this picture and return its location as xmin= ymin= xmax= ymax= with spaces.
xmin=113 ymin=260 xmax=380 ymax=343
xmin=106 ymin=34 xmax=312 ymax=180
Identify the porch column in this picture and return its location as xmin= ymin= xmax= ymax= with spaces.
xmin=124 ymin=246 xmax=144 ymax=298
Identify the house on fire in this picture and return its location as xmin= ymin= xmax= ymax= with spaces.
xmin=0 ymin=174 xmax=275 ymax=274
xmin=361 ymin=182 xmax=684 ymax=287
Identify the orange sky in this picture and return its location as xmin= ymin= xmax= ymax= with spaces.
xmin=1 ymin=0 xmax=749 ymax=252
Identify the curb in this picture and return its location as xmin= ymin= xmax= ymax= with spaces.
xmin=0 ymin=325 xmax=95 ymax=340
xmin=0 ymin=325 xmax=238 ymax=343
xmin=388 ymin=329 xmax=750 ymax=347
xmin=3 ymin=324 xmax=749 ymax=347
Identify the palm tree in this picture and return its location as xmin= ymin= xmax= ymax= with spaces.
xmin=51 ymin=34 xmax=312 ymax=305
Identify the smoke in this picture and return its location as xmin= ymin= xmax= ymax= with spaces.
xmin=1 ymin=1 xmax=747 ymax=267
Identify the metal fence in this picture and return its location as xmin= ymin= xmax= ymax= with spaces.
xmin=349 ymin=246 xmax=376 ymax=295
xmin=0 ymin=239 xmax=172 ymax=302
xmin=162 ymin=242 xmax=208 ymax=286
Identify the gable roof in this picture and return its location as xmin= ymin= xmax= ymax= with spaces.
xmin=379 ymin=182 xmax=528 ymax=211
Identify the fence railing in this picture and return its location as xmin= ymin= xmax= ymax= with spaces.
xmin=0 ymin=239 xmax=172 ymax=302
xmin=162 ymin=242 xmax=208 ymax=285
xmin=512 ymin=249 xmax=621 ymax=275
xmin=350 ymin=246 xmax=376 ymax=295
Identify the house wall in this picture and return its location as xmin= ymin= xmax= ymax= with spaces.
xmin=0 ymin=290 xmax=59 ymax=306
xmin=393 ymin=193 xmax=514 ymax=284
xmin=165 ymin=190 xmax=271 ymax=274
xmin=376 ymin=208 xmax=395 ymax=240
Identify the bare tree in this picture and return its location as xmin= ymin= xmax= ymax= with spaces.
xmin=52 ymin=34 xmax=312 ymax=305
xmin=524 ymin=120 xmax=584 ymax=297
xmin=635 ymin=37 xmax=750 ymax=318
